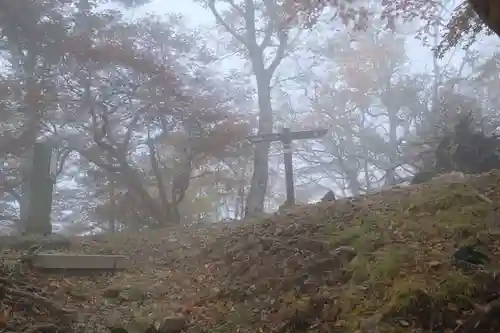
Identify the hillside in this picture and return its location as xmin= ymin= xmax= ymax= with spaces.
xmin=5 ymin=170 xmax=500 ymax=333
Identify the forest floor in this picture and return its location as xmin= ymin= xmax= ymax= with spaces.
xmin=5 ymin=170 xmax=500 ymax=333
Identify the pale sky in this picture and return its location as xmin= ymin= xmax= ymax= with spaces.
xmin=131 ymin=0 xmax=214 ymax=26
xmin=125 ymin=0 xmax=498 ymax=197
xmin=126 ymin=0 xmax=492 ymax=77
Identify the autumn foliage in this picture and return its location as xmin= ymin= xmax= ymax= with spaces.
xmin=285 ymin=0 xmax=499 ymax=55
xmin=0 ymin=0 xmax=253 ymax=231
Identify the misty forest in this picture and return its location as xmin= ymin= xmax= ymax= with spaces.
xmin=3 ymin=0 xmax=500 ymax=332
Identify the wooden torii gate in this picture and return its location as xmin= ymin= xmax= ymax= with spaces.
xmin=247 ymin=127 xmax=328 ymax=207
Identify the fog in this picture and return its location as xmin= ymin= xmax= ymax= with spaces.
xmin=0 ymin=0 xmax=498 ymax=233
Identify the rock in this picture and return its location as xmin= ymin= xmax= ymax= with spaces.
xmin=278 ymin=202 xmax=292 ymax=212
xmin=105 ymin=310 xmax=125 ymax=331
xmin=329 ymin=246 xmax=357 ymax=263
xmin=428 ymin=260 xmax=442 ymax=269
xmin=103 ymin=285 xmax=148 ymax=302
xmin=431 ymin=171 xmax=467 ymax=183
xmin=411 ymin=170 xmax=467 ymax=185
xmin=210 ymin=287 xmax=222 ymax=297
xmin=126 ymin=314 xmax=154 ymax=333
xmin=121 ymin=287 xmax=148 ymax=302
xmin=398 ymin=319 xmax=411 ymax=327
xmin=154 ymin=316 xmax=187 ymax=333
xmin=276 ymin=202 xmax=299 ymax=214
xmin=453 ymin=245 xmax=490 ymax=265
xmin=321 ymin=190 xmax=336 ymax=202
xmin=127 ymin=316 xmax=187 ymax=333
xmin=102 ymin=286 xmax=123 ymax=299
xmin=360 ymin=314 xmax=380 ymax=333
xmin=306 ymin=246 xmax=357 ymax=277
xmin=410 ymin=170 xmax=436 ymax=185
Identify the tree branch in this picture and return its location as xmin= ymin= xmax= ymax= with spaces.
xmin=0 ymin=215 xmax=18 ymax=221
xmin=55 ymin=148 xmax=72 ymax=177
xmin=224 ymin=0 xmax=245 ymax=17
xmin=120 ymin=113 xmax=142 ymax=158
xmin=0 ymin=177 xmax=22 ymax=203
xmin=266 ymin=28 xmax=287 ymax=76
xmin=259 ymin=0 xmax=277 ymax=50
xmin=209 ymin=0 xmax=249 ymax=48
xmin=5 ymin=189 xmax=21 ymax=203
xmin=171 ymin=148 xmax=195 ymax=205
xmin=243 ymin=0 xmax=260 ymax=53
xmin=146 ymin=130 xmax=169 ymax=212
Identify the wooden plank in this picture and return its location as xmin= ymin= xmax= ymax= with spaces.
xmin=288 ymin=129 xmax=328 ymax=140
xmin=32 ymin=252 xmax=129 ymax=270
xmin=247 ymin=129 xmax=327 ymax=143
xmin=247 ymin=133 xmax=282 ymax=143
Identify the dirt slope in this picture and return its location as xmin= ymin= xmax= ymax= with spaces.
xmin=15 ymin=170 xmax=500 ymax=333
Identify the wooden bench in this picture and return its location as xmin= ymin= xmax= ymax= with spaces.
xmin=31 ymin=252 xmax=129 ymax=271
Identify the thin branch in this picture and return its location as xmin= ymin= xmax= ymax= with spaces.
xmin=55 ymin=148 xmax=72 ymax=177
xmin=0 ymin=215 xmax=18 ymax=221
xmin=209 ymin=0 xmax=249 ymax=48
xmin=266 ymin=28 xmax=288 ymax=76
xmin=259 ymin=0 xmax=277 ymax=50
xmin=224 ymin=0 xmax=245 ymax=17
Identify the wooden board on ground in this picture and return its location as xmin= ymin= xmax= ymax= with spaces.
xmin=31 ymin=252 xmax=129 ymax=271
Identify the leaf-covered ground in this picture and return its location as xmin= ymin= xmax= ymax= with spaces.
xmin=10 ymin=170 xmax=500 ymax=333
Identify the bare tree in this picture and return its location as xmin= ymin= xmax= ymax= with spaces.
xmin=198 ymin=0 xmax=295 ymax=216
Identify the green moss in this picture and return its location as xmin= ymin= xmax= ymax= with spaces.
xmin=370 ymin=247 xmax=412 ymax=282
xmin=347 ymin=254 xmax=371 ymax=284
xmin=387 ymin=278 xmax=429 ymax=311
xmin=433 ymin=271 xmax=475 ymax=302
xmin=318 ymin=173 xmax=500 ymax=331
xmin=328 ymin=214 xmax=391 ymax=255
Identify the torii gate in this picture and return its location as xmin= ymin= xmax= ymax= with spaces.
xmin=247 ymin=127 xmax=328 ymax=207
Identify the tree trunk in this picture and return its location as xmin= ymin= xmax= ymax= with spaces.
xmin=17 ymin=51 xmax=41 ymax=234
xmin=166 ymin=203 xmax=181 ymax=225
xmin=119 ymin=164 xmax=171 ymax=226
xmin=385 ymin=110 xmax=400 ymax=186
xmin=431 ymin=17 xmax=440 ymax=111
xmin=147 ymin=138 xmax=170 ymax=225
xmin=236 ymin=183 xmax=245 ymax=219
xmin=108 ymin=179 xmax=116 ymax=233
xmin=345 ymin=171 xmax=361 ymax=196
xmin=245 ymin=73 xmax=273 ymax=216
xmin=76 ymin=144 xmax=169 ymax=227
xmin=19 ymin=155 xmax=32 ymax=234
xmin=207 ymin=0 xmax=288 ymax=217
xmin=25 ymin=142 xmax=54 ymax=235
